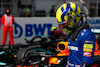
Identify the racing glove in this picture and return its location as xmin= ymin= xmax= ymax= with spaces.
xmin=80 ymin=62 xmax=91 ymax=67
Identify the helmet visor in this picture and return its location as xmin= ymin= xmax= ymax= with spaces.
xmin=58 ymin=16 xmax=73 ymax=28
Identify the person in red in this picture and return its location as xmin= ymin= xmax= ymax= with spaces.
xmin=1 ymin=9 xmax=14 ymax=47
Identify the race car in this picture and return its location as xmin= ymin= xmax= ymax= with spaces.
xmin=14 ymin=29 xmax=69 ymax=67
xmin=16 ymin=41 xmax=69 ymax=67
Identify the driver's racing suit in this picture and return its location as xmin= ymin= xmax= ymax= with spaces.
xmin=67 ymin=22 xmax=95 ymax=67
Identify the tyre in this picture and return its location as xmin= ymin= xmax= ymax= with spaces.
xmin=16 ymin=48 xmax=37 ymax=60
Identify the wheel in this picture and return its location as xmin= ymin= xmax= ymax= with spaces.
xmin=16 ymin=48 xmax=37 ymax=60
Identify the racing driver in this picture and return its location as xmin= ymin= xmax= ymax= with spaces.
xmin=56 ymin=2 xmax=96 ymax=67
xmin=1 ymin=9 xmax=14 ymax=47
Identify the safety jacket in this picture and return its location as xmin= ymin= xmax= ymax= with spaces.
xmin=1 ymin=14 xmax=14 ymax=27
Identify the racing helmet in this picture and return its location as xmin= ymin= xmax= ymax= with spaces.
xmin=6 ymin=9 xmax=11 ymax=15
xmin=56 ymin=2 xmax=81 ymax=33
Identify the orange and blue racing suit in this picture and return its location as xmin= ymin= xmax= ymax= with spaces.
xmin=67 ymin=22 xmax=95 ymax=67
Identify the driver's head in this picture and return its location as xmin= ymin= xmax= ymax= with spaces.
xmin=6 ymin=9 xmax=11 ymax=15
xmin=56 ymin=2 xmax=81 ymax=34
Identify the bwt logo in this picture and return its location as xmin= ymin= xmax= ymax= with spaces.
xmin=14 ymin=22 xmax=52 ymax=38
